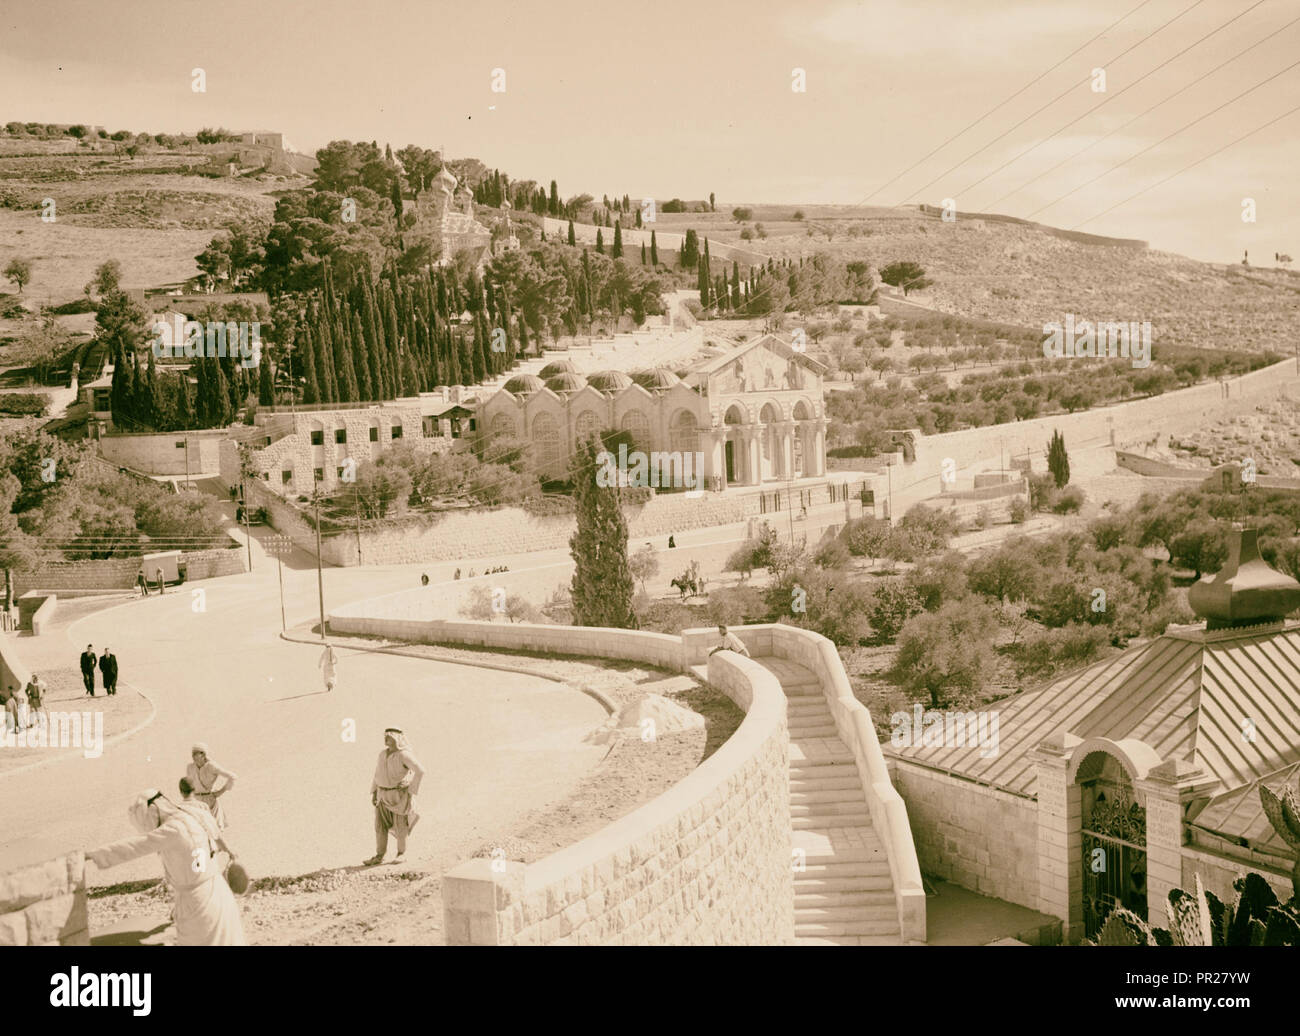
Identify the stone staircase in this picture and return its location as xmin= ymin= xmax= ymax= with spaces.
xmin=755 ymin=656 xmax=904 ymax=946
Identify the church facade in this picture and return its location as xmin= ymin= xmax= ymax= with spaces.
xmin=407 ymin=167 xmax=491 ymax=265
xmin=476 ymin=333 xmax=829 ymax=488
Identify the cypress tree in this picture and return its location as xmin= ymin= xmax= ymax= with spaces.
xmin=173 ymin=373 xmax=194 ymax=428
xmin=1047 ymin=430 xmax=1070 ymax=488
xmin=612 ymin=221 xmax=623 ymax=259
xmin=146 ymin=349 xmax=167 ymax=428
xmin=258 ymin=352 xmax=275 ymax=405
xmin=568 ymin=438 xmax=637 ymax=629
xmin=110 ymin=342 xmax=131 ymax=426
xmin=516 ymin=312 xmax=529 ymax=357
xmin=130 ymin=350 xmax=146 ymax=426
xmin=456 ymin=329 xmax=475 ymax=385
xmin=567 ymin=220 xmax=576 ymax=246
xmin=641 ymin=242 xmax=646 ymax=265
xmin=299 ymin=320 xmax=321 ymax=404
xmin=650 ymin=230 xmax=658 ymax=266
xmin=595 ymin=228 xmax=604 ymax=254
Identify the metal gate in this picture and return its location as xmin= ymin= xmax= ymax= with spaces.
xmin=1081 ymin=830 xmax=1147 ymax=938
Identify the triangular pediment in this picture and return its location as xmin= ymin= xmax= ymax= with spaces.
xmin=695 ymin=334 xmax=823 ymax=394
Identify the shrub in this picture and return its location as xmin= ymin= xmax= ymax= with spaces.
xmin=895 ymin=597 xmax=999 ymax=707
xmin=0 ymin=392 xmax=49 ymax=416
xmin=704 ymin=585 xmax=769 ymax=627
xmin=1009 ymin=497 xmax=1029 ymax=524
xmin=814 ymin=539 xmax=850 ymax=569
xmin=45 ymin=297 xmax=97 ymax=315
xmin=867 ymin=579 xmax=923 ymax=640
xmin=1028 ymin=473 xmax=1057 ymax=512
xmin=1052 ymin=485 xmax=1086 ymax=514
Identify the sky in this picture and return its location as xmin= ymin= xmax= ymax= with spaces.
xmin=2 ymin=0 xmax=1298 ymax=264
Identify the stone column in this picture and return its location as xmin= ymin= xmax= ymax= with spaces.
xmin=709 ymin=428 xmax=727 ymax=491
xmin=1135 ymin=767 xmax=1190 ymax=931
xmin=750 ymin=426 xmax=764 ymax=484
xmin=813 ymin=420 xmax=828 ymax=477
xmin=780 ymin=422 xmax=795 ymax=479
xmin=443 ymin=857 xmax=525 ymax=945
xmin=1034 ymin=734 xmax=1084 ymax=942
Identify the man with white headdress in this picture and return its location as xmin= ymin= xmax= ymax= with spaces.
xmin=365 ymin=727 xmax=425 ymax=866
xmin=86 ymin=788 xmax=247 ymax=946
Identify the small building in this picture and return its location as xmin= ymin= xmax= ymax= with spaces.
xmin=888 ymin=527 xmax=1300 ymax=942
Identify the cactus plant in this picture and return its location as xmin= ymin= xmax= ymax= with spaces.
xmin=1093 ymin=871 xmax=1299 ymax=946
xmin=1259 ymin=779 xmax=1300 ymax=901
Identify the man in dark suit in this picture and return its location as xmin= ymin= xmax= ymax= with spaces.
xmin=80 ymin=644 xmax=97 ymax=696
xmin=99 ymin=648 xmax=119 ymax=696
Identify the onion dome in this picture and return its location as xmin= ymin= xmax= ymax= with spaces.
xmin=539 ymin=359 xmax=579 ymax=378
xmin=434 ymin=166 xmax=457 ymax=190
xmin=631 ymin=367 xmax=683 ymax=392
xmin=502 ymin=374 xmax=545 ymax=396
xmin=1188 ymin=527 xmax=1300 ymax=630
xmin=586 ymin=369 xmax=634 ymax=394
xmin=545 ymin=372 xmax=588 ymax=393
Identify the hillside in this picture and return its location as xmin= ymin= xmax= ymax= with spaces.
xmin=656 ymin=203 xmax=1300 ymax=353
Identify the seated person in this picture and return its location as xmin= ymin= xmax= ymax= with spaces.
xmin=709 ymin=624 xmax=750 ymax=657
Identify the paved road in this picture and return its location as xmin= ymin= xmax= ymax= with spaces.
xmin=0 ymin=504 xmax=607 ymax=883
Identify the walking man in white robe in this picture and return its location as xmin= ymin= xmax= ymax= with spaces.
xmin=320 ymin=643 xmax=338 ymax=693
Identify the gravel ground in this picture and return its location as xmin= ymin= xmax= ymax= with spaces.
xmin=86 ymin=639 xmax=744 ymax=945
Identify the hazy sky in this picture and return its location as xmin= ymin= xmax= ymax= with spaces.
xmin=3 ymin=0 xmax=1298 ymax=263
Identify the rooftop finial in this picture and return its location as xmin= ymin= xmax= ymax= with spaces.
xmin=1187 ymin=526 xmax=1300 ymax=630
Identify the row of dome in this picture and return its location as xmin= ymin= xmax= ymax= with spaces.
xmin=501 ymin=359 xmax=689 ymax=396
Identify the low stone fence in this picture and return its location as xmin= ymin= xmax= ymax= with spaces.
xmin=443 ymin=649 xmax=792 ymax=945
xmin=18 ymin=592 xmax=58 ymax=635
xmin=13 ymin=548 xmax=245 ymax=595
xmin=0 ymin=851 xmax=90 ymax=946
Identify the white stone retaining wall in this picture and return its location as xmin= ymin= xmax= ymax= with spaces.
xmin=0 ymin=852 xmax=89 ymax=946
xmin=889 ymin=760 xmax=1040 ymax=909
xmin=98 ymin=429 xmax=225 ymax=475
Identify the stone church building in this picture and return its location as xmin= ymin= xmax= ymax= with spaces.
xmin=476 ymin=333 xmax=830 ymax=487
xmin=888 ymin=527 xmax=1300 ymax=942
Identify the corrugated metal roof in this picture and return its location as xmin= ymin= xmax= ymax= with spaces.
xmin=1191 ymin=761 xmax=1300 ymax=855
xmin=886 ymin=626 xmax=1300 ymax=806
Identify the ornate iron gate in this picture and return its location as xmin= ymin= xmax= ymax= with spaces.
xmin=1081 ymin=792 xmax=1147 ymax=939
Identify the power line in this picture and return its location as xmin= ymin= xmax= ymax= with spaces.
xmin=981 ymin=8 xmax=1300 ymax=212
xmin=1027 ymin=53 xmax=1300 ymax=218
xmin=1070 ymin=99 xmax=1300 ymax=228
xmin=855 ymin=0 xmax=1160 ymax=207
xmin=957 ymin=0 xmax=1272 ymax=205
xmin=896 ymin=0 xmax=1211 ymax=207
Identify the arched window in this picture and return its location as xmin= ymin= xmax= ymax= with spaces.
xmin=574 ymin=410 xmax=600 ymax=447
xmin=620 ymin=408 xmax=651 ymax=451
xmin=490 ymin=412 xmax=516 ymax=439
xmin=533 ymin=412 xmax=561 ymax=473
xmin=669 ymin=409 xmax=699 ymax=455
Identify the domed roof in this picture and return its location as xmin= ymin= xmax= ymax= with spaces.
xmin=545 ymin=372 xmax=588 ymax=393
xmin=1188 ymin=527 xmax=1300 ymax=630
xmin=586 ymin=369 xmax=634 ymax=393
xmin=631 ymin=367 xmax=683 ymax=391
xmin=539 ymin=359 xmax=579 ymax=378
xmin=435 ymin=167 xmax=457 ymax=189
xmin=502 ymin=373 xmax=545 ymax=395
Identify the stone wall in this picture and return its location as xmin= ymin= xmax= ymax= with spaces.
xmin=0 ymin=631 xmax=33 ymax=697
xmin=284 ymin=477 xmax=865 ymax=568
xmin=13 ymin=549 xmax=245 ymax=595
xmin=0 ymin=852 xmax=90 ymax=946
xmin=442 ymin=649 xmax=792 ymax=945
xmin=18 ymin=592 xmax=57 ymax=635
xmin=98 ymin=430 xmax=225 ymax=475
xmin=908 ymin=357 xmax=1299 ymax=491
xmin=889 ymin=760 xmax=1040 ymax=910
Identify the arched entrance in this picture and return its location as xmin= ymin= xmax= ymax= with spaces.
xmin=1075 ymin=750 xmax=1147 ymax=938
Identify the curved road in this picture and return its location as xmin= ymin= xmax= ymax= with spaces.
xmin=0 ymin=511 xmax=607 ymax=884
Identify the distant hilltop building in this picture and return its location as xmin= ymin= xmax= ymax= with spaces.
xmin=408 ymin=167 xmax=491 ymax=266
xmin=203 ymin=130 xmax=315 ymax=176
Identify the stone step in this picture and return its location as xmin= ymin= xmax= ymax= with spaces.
xmin=789 ymin=762 xmax=859 ymax=779
xmin=795 ymin=920 xmax=902 ymax=937
xmin=794 ymin=890 xmax=898 ymax=909
xmin=796 ymin=903 xmax=899 ymax=923
xmin=792 ymin=801 xmax=872 ymax=818
xmin=790 ymin=776 xmax=863 ymax=792
xmin=796 ymin=843 xmax=887 ymax=865
xmin=786 ymin=698 xmax=830 ymax=710
xmin=792 ymin=814 xmax=871 ymax=830
xmin=791 ymin=789 xmax=864 ymax=805
xmin=794 ymin=874 xmax=895 ymax=893
xmin=789 ymin=751 xmax=856 ymax=767
xmin=787 ymin=724 xmax=839 ymax=738
xmin=794 ymin=935 xmax=905 ymax=947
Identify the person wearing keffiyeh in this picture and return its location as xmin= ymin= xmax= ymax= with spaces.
xmin=87 ymin=789 xmax=246 ymax=946
xmin=365 ymin=728 xmax=426 ymax=866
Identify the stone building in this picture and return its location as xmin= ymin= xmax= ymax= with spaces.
xmin=475 ymin=333 xmax=829 ymax=486
xmin=221 ymin=395 xmax=474 ymax=498
xmin=887 ymin=527 xmax=1300 ymax=942
xmin=408 ymin=167 xmax=492 ymax=265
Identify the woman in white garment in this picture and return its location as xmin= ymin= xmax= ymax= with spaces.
xmin=186 ymin=743 xmax=236 ymax=829
xmin=87 ymin=788 xmax=247 ymax=946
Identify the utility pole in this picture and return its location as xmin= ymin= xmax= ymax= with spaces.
xmin=313 ymin=486 xmax=326 ymax=642
xmin=355 ymin=482 xmax=362 ymax=566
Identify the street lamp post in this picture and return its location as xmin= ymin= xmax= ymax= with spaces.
xmin=312 ymin=482 xmax=326 ymax=642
